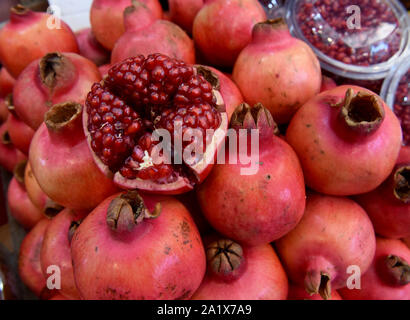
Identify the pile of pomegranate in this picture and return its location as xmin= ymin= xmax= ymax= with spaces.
xmin=1 ymin=0 xmax=409 ymax=301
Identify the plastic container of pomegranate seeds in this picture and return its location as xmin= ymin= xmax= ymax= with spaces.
xmin=381 ymin=55 xmax=410 ymax=145
xmin=285 ymin=0 xmax=410 ymax=92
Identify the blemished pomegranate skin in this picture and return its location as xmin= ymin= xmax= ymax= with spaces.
xmin=286 ymin=85 xmax=402 ymax=196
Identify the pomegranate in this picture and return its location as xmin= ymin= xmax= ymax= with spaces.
xmin=288 ymin=285 xmax=342 ymax=300
xmin=7 ymin=161 xmax=43 ymax=230
xmin=276 ymin=193 xmax=376 ymax=300
xmin=196 ymin=65 xmax=243 ymax=120
xmin=29 ymin=102 xmax=118 ymax=211
xmin=404 ymin=237 xmax=410 ymax=249
xmin=84 ymin=54 xmax=227 ymax=194
xmin=286 ymin=85 xmax=402 ymax=195
xmin=232 ymin=18 xmax=321 ymax=124
xmin=75 ymin=28 xmax=110 ymax=66
xmin=339 ymin=238 xmax=410 ymax=300
xmin=191 ymin=236 xmax=288 ymax=299
xmin=168 ymin=0 xmax=203 ymax=34
xmin=71 ymin=191 xmax=206 ymax=299
xmin=320 ymin=75 xmax=337 ymax=92
xmin=24 ymin=161 xmax=64 ymax=217
xmin=193 ymin=0 xmax=266 ymax=68
xmin=0 ymin=68 xmax=15 ymax=97
xmin=111 ymin=2 xmax=195 ymax=65
xmin=0 ymin=5 xmax=78 ymax=78
xmin=6 ymin=100 xmax=35 ymax=155
xmin=90 ymin=0 xmax=163 ymax=50
xmin=0 ymin=122 xmax=27 ymax=172
xmin=0 ymin=97 xmax=8 ymax=123
xmin=41 ymin=209 xmax=86 ymax=300
xmin=13 ymin=52 xmax=101 ymax=130
xmin=355 ymin=146 xmax=410 ymax=239
xmin=18 ymin=219 xmax=50 ymax=297
xmin=197 ymin=103 xmax=305 ymax=245
xmin=99 ymin=64 xmax=111 ymax=78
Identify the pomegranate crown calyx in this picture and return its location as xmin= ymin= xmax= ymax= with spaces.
xmin=393 ymin=165 xmax=410 ymax=204
xmin=338 ymin=88 xmax=385 ymax=135
xmin=206 ymin=239 xmax=244 ymax=279
xmin=385 ymin=255 xmax=410 ymax=286
xmin=230 ymin=103 xmax=279 ymax=135
xmin=106 ymin=191 xmax=161 ymax=232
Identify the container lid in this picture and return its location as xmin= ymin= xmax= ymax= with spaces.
xmin=285 ymin=0 xmax=410 ymax=80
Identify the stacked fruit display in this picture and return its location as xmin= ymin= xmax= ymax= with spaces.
xmin=0 ymin=0 xmax=409 ymax=300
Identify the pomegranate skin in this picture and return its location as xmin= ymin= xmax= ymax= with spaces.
xmin=90 ymin=0 xmax=163 ymax=50
xmin=0 ymin=6 xmax=78 ymax=78
xmin=0 ymin=123 xmax=27 ymax=172
xmin=7 ymin=176 xmax=43 ymax=230
xmin=71 ymin=192 xmax=206 ymax=300
xmin=276 ymin=193 xmax=376 ymax=299
xmin=286 ymin=85 xmax=402 ymax=196
xmin=98 ymin=64 xmax=111 ymax=77
xmin=13 ymin=52 xmax=101 ymax=130
xmin=169 ymin=0 xmax=203 ymax=34
xmin=6 ymin=112 xmax=35 ymax=155
xmin=192 ymin=241 xmax=288 ymax=300
xmin=339 ymin=238 xmax=410 ymax=300
xmin=197 ymin=104 xmax=306 ymax=245
xmin=18 ymin=219 xmax=50 ymax=297
xmin=111 ymin=12 xmax=195 ymax=65
xmin=288 ymin=286 xmax=342 ymax=300
xmin=29 ymin=103 xmax=118 ymax=211
xmin=193 ymin=0 xmax=266 ymax=68
xmin=197 ymin=66 xmax=243 ymax=121
xmin=0 ymin=97 xmax=9 ymax=123
xmin=320 ymin=75 xmax=337 ymax=92
xmin=41 ymin=209 xmax=85 ymax=300
xmin=232 ymin=19 xmax=321 ymax=124
xmin=355 ymin=146 xmax=410 ymax=239
xmin=0 ymin=68 xmax=15 ymax=97
xmin=75 ymin=28 xmax=110 ymax=66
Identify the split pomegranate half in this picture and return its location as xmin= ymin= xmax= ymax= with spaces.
xmin=83 ymin=54 xmax=227 ymax=194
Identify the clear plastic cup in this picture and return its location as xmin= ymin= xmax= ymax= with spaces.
xmin=381 ymin=55 xmax=410 ymax=145
xmin=285 ymin=0 xmax=410 ymax=92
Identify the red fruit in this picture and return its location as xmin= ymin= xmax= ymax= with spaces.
xmin=0 ymin=68 xmax=15 ymax=97
xmin=98 ymin=64 xmax=111 ymax=77
xmin=90 ymin=0 xmax=163 ymax=50
xmin=84 ymin=54 xmax=228 ymax=194
xmin=288 ymin=285 xmax=342 ymax=300
xmin=18 ymin=219 xmax=50 ymax=297
xmin=196 ymin=66 xmax=243 ymax=121
xmin=7 ymin=161 xmax=43 ymax=230
xmin=0 ymin=122 xmax=27 ymax=172
xmin=41 ymin=209 xmax=86 ymax=300
xmin=276 ymin=193 xmax=376 ymax=300
xmin=286 ymin=85 xmax=402 ymax=195
xmin=320 ymin=75 xmax=337 ymax=92
xmin=24 ymin=161 xmax=64 ymax=217
xmin=197 ymin=103 xmax=305 ymax=245
xmin=193 ymin=0 xmax=266 ymax=68
xmin=355 ymin=146 xmax=410 ymax=239
xmin=111 ymin=2 xmax=195 ymax=65
xmin=0 ymin=5 xmax=78 ymax=78
xmin=13 ymin=52 xmax=101 ymax=130
xmin=49 ymin=294 xmax=69 ymax=300
xmin=191 ymin=237 xmax=288 ymax=299
xmin=0 ymin=96 xmax=9 ymax=123
xmin=29 ymin=102 xmax=119 ymax=211
xmin=232 ymin=19 xmax=321 ymax=124
xmin=168 ymin=0 xmax=204 ymax=34
xmin=6 ymin=101 xmax=35 ymax=155
xmin=403 ymin=237 xmax=410 ymax=249
xmin=75 ymin=28 xmax=110 ymax=66
xmin=339 ymin=238 xmax=410 ymax=300
xmin=71 ymin=191 xmax=206 ymax=299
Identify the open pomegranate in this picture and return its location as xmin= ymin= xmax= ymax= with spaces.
xmin=355 ymin=146 xmax=410 ymax=239
xmin=286 ymin=85 xmax=402 ymax=195
xmin=191 ymin=236 xmax=288 ymax=299
xmin=71 ymin=191 xmax=206 ymax=299
xmin=339 ymin=238 xmax=410 ymax=300
xmin=276 ymin=193 xmax=376 ymax=300
xmin=84 ymin=54 xmax=228 ymax=194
